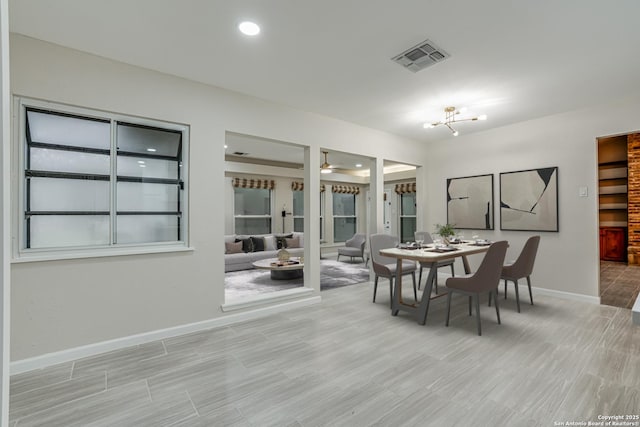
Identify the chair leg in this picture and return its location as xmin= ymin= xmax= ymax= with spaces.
xmin=504 ymin=279 xmax=508 ymax=299
xmin=418 ymin=266 xmax=423 ymax=290
xmin=488 ymin=293 xmax=492 ymax=307
xmin=527 ymin=276 xmax=534 ymax=305
xmin=434 ymin=273 xmax=439 ymax=295
xmin=445 ymin=291 xmax=452 ymax=327
xmin=468 ymin=296 xmax=472 ymax=316
xmin=337 ymin=254 xmax=341 ymax=262
xmin=389 ymin=277 xmax=394 ymax=309
xmin=494 ymin=290 xmax=501 ymax=324
xmin=450 ymin=263 xmax=455 ymax=277
xmin=412 ymin=272 xmax=418 ymax=302
xmin=514 ymin=279 xmax=521 ymax=313
xmin=475 ymin=294 xmax=482 ymax=336
xmin=373 ymin=276 xmax=379 ymax=303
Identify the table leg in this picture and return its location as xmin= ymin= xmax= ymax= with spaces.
xmin=417 ymin=262 xmax=438 ymax=325
xmin=391 ymin=258 xmax=403 ymax=316
xmin=462 ymin=255 xmax=472 ymax=274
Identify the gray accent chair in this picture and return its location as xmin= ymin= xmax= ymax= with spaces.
xmin=337 ymin=233 xmax=366 ymax=263
xmin=415 ymin=231 xmax=455 ymax=294
xmin=445 ymin=241 xmax=508 ymax=336
xmin=370 ymin=234 xmax=418 ymax=307
xmin=500 ymin=235 xmax=540 ymax=312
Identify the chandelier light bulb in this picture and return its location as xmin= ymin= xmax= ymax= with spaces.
xmin=453 ymin=130 xmax=459 ymax=136
xmin=239 ymin=21 xmax=260 ymax=36
xmin=478 ymin=114 xmax=487 ymax=121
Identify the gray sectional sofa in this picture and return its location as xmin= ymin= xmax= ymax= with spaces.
xmin=224 ymin=232 xmax=304 ymax=272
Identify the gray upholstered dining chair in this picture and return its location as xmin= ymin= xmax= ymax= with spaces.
xmin=500 ymin=235 xmax=540 ymax=313
xmin=445 ymin=241 xmax=508 ymax=336
xmin=369 ymin=234 xmax=418 ymax=307
xmin=415 ymin=231 xmax=455 ymax=294
xmin=337 ymin=233 xmax=366 ymax=263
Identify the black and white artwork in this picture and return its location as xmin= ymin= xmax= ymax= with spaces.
xmin=500 ymin=167 xmax=558 ymax=232
xmin=447 ymin=174 xmax=494 ymax=229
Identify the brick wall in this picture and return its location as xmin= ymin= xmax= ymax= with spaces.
xmin=628 ymin=134 xmax=640 ymax=264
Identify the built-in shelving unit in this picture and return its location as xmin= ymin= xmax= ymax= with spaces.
xmin=598 ymin=136 xmax=628 ymax=262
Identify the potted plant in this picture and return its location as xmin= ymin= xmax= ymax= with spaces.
xmin=435 ymin=223 xmax=456 ymax=245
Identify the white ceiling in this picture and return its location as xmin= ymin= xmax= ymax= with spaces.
xmin=9 ymin=1 xmax=640 ymax=144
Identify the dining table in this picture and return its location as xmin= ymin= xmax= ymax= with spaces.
xmin=379 ymin=241 xmax=494 ymax=325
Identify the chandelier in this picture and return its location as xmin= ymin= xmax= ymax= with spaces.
xmin=423 ymin=106 xmax=487 ymax=136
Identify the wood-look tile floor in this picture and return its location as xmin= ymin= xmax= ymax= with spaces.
xmin=600 ymin=261 xmax=640 ymax=309
xmin=10 ymin=281 xmax=640 ymax=426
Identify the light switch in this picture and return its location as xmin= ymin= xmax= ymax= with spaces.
xmin=578 ymin=186 xmax=588 ymax=197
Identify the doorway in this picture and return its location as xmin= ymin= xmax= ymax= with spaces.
xmin=598 ymin=133 xmax=640 ymax=309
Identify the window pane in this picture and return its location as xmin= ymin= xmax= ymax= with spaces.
xmin=401 ymin=217 xmax=417 ymax=243
xmin=117 ymin=156 xmax=178 ymax=179
xmin=234 ymin=188 xmax=271 ymax=215
xmin=117 ymin=182 xmax=179 ymax=212
xmin=334 ymin=217 xmax=356 ymax=243
xmin=30 ymin=178 xmax=109 ymax=211
xmin=401 ymin=193 xmax=416 ymax=216
xmin=293 ymin=191 xmax=304 ymax=216
xmin=116 ymin=215 xmax=179 ymax=244
xmin=30 ymin=215 xmax=110 ymax=248
xmin=333 ymin=193 xmax=355 ymax=216
xmin=117 ymin=124 xmax=181 ymax=157
xmin=30 ymin=148 xmax=110 ymax=175
xmin=294 ymin=217 xmax=304 ymax=232
xmin=235 ymin=217 xmax=271 ymax=235
xmin=27 ymin=110 xmax=110 ymax=149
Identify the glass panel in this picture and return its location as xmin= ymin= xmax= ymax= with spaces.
xmin=30 ymin=178 xmax=109 ymax=211
xmin=334 ymin=217 xmax=356 ymax=243
xmin=234 ymin=188 xmax=271 ymax=215
xmin=293 ymin=191 xmax=304 ymax=216
xmin=30 ymin=148 xmax=110 ymax=175
xmin=333 ymin=193 xmax=355 ymax=216
xmin=117 ymin=182 xmax=179 ymax=212
xmin=401 ymin=217 xmax=417 ymax=243
xmin=235 ymin=217 xmax=271 ymax=235
xmin=294 ymin=217 xmax=304 ymax=232
xmin=116 ymin=215 xmax=179 ymax=244
xmin=30 ymin=215 xmax=110 ymax=248
xmin=401 ymin=193 xmax=416 ymax=216
xmin=27 ymin=110 xmax=110 ymax=149
xmin=117 ymin=156 xmax=178 ymax=179
xmin=117 ymin=124 xmax=181 ymax=157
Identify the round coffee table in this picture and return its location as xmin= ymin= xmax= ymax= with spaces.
xmin=252 ymin=258 xmax=304 ymax=280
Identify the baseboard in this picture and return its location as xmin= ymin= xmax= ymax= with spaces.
xmin=435 ymin=272 xmax=600 ymax=305
xmin=11 ymin=295 xmax=321 ymax=376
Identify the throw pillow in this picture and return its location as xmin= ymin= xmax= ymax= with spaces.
xmin=236 ymin=238 xmax=253 ymax=253
xmin=251 ymin=236 xmax=265 ymax=252
xmin=276 ymin=233 xmax=293 ymax=249
xmin=225 ymin=241 xmax=243 ymax=254
xmin=285 ymin=236 xmax=300 ymax=248
xmin=264 ymin=235 xmax=277 ymax=251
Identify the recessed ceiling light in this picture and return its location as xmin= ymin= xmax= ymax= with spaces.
xmin=239 ymin=21 xmax=260 ymax=36
xmin=355 ymin=163 xmax=362 ymax=168
xmin=224 ymin=145 xmax=228 ymax=149
xmin=139 ymin=164 xmax=147 ymax=168
xmin=146 ymin=148 xmax=157 ymax=152
xmin=137 ymin=160 xmax=145 ymax=164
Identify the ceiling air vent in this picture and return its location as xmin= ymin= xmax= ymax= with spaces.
xmin=392 ymin=39 xmax=450 ymax=72
xmin=232 ymin=151 xmax=249 ymax=156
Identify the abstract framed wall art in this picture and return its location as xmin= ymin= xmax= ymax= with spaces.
xmin=447 ymin=174 xmax=494 ymax=230
xmin=500 ymin=167 xmax=558 ymax=232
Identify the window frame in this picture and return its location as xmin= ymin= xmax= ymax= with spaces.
xmin=13 ymin=97 xmax=191 ymax=261
xmin=292 ymin=189 xmax=304 ymax=233
xmin=399 ymin=192 xmax=417 ymax=243
xmin=332 ymin=191 xmax=357 ymax=243
xmin=233 ymin=186 xmax=273 ymax=235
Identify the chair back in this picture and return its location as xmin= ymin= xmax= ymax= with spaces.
xmin=369 ymin=234 xmax=399 ymax=274
xmin=347 ymin=233 xmax=366 ymax=252
xmin=509 ymin=236 xmax=540 ymax=277
xmin=462 ymin=241 xmax=508 ymax=293
xmin=414 ymin=231 xmax=434 ymax=244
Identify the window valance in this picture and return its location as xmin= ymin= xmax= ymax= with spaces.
xmin=232 ymin=178 xmax=275 ymax=189
xmin=395 ymin=182 xmax=416 ymax=194
xmin=332 ymin=184 xmax=360 ymax=195
xmin=291 ymin=181 xmax=326 ymax=192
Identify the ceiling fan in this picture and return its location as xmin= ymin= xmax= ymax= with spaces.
xmin=320 ymin=151 xmax=333 ymax=174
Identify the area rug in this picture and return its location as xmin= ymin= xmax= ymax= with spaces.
xmin=225 ymin=258 xmax=369 ymax=299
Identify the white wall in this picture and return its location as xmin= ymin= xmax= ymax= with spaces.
xmin=423 ymin=95 xmax=640 ymax=298
xmin=9 ymin=35 xmax=424 ymax=361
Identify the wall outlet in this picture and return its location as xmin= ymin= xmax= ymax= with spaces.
xmin=578 ymin=186 xmax=588 ymax=197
